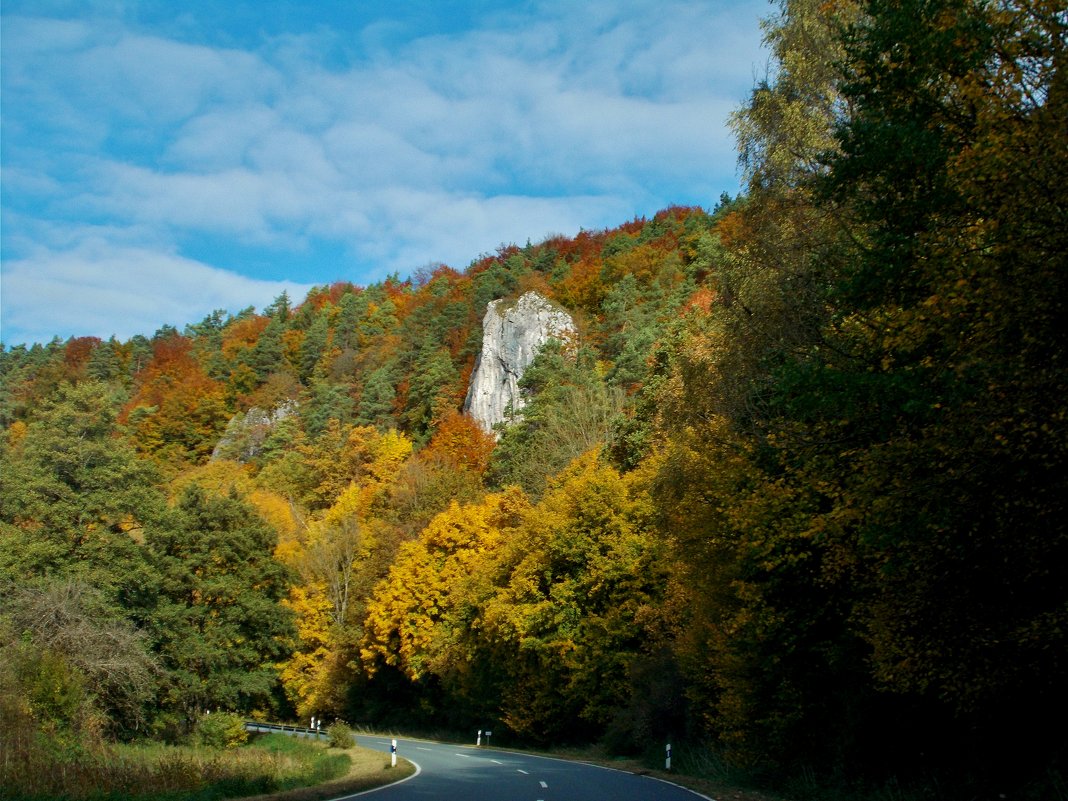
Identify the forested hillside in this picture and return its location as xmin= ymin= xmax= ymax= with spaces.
xmin=2 ymin=1 xmax=1064 ymax=799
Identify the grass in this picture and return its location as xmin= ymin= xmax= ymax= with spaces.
xmin=0 ymin=730 xmax=413 ymax=801
xmin=234 ymin=744 xmax=415 ymax=801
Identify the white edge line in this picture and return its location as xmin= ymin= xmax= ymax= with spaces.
xmin=642 ymin=773 xmax=717 ymax=801
xmin=329 ymin=757 xmax=422 ymax=800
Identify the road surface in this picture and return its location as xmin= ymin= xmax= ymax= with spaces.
xmin=342 ymin=734 xmax=713 ymax=801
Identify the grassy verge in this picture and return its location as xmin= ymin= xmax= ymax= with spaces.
xmin=0 ymin=731 xmax=412 ymax=801
xmin=231 ymin=743 xmax=415 ymax=801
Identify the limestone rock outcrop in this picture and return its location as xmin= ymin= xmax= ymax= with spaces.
xmin=211 ymin=401 xmax=297 ymax=462
xmin=463 ymin=291 xmax=575 ymax=434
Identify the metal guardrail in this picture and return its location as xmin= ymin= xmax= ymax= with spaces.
xmin=244 ymin=720 xmax=327 ymax=740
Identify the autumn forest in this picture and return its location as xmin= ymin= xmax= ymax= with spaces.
xmin=1 ymin=1 xmax=1065 ymax=799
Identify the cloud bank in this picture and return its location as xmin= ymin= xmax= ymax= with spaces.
xmin=1 ymin=0 xmax=768 ymax=345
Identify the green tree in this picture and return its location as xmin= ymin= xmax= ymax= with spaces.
xmin=356 ymin=364 xmax=398 ymax=429
xmin=248 ymin=317 xmax=287 ymax=381
xmin=0 ymin=380 xmax=161 ymax=599
xmin=653 ymin=0 xmax=1068 ymax=791
xmin=145 ymin=485 xmax=296 ymax=717
xmin=489 ymin=343 xmax=623 ymax=497
xmin=404 ymin=344 xmax=460 ymax=439
xmin=299 ymin=312 xmax=330 ymax=384
xmin=484 ymin=454 xmax=671 ymax=744
xmin=303 ymin=381 xmax=355 ymax=439
xmin=86 ymin=337 xmax=125 ymax=383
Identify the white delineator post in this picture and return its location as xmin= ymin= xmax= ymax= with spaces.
xmin=665 ymin=743 xmax=672 ymax=771
xmin=391 ymin=738 xmax=397 ymax=768
xmin=477 ymin=730 xmax=482 ymax=746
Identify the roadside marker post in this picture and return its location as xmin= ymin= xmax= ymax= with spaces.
xmin=391 ymin=738 xmax=397 ymax=768
xmin=477 ymin=730 xmax=482 ymax=746
xmin=665 ymin=743 xmax=672 ymax=771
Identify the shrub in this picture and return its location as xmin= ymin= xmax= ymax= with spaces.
xmin=194 ymin=712 xmax=248 ymax=749
xmin=326 ymin=722 xmax=355 ymax=749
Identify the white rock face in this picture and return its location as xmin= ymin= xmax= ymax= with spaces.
xmin=212 ymin=401 xmax=297 ymax=462
xmin=464 ymin=291 xmax=575 ymax=433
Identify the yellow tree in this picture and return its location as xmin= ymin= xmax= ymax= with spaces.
xmin=277 ymin=427 xmax=415 ymax=717
xmin=361 ymin=489 xmax=528 ymax=722
xmin=481 ymin=453 xmax=672 ymax=744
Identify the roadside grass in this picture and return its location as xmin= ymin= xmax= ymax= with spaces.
xmin=234 ymin=744 xmax=415 ymax=801
xmin=0 ymin=730 xmax=411 ymax=801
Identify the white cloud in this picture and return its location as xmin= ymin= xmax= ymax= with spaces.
xmin=0 ymin=236 xmax=313 ymax=346
xmin=1 ymin=0 xmax=769 ymax=345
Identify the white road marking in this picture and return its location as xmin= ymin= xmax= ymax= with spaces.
xmin=540 ymin=780 xmax=549 ymax=788
xmin=417 ymin=747 xmax=432 ymax=752
xmin=491 ymin=759 xmax=503 ymax=764
xmin=455 ymin=753 xmax=472 ymax=758
xmin=517 ymin=769 xmax=529 ymax=774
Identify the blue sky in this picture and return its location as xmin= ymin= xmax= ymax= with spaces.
xmin=1 ymin=0 xmax=770 ymax=346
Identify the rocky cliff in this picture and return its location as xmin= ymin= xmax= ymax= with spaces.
xmin=464 ymin=291 xmax=575 ymax=434
xmin=212 ymin=401 xmax=297 ymax=462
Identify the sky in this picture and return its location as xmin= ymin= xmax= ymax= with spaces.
xmin=1 ymin=0 xmax=771 ymax=347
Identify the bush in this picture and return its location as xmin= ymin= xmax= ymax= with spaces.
xmin=194 ymin=712 xmax=248 ymax=749
xmin=326 ymin=722 xmax=355 ymax=749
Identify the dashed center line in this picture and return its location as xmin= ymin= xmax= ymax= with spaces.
xmin=517 ymin=769 xmax=529 ymax=774
xmin=455 ymin=753 xmax=472 ymax=758
xmin=416 ymin=747 xmax=432 ymax=752
xmin=540 ymin=780 xmax=549 ymax=788
xmin=491 ymin=759 xmax=503 ymax=764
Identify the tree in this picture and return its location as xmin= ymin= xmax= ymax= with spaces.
xmin=360 ymin=489 xmax=530 ymax=726
xmin=404 ymin=344 xmax=461 ymax=439
xmin=809 ymin=0 xmax=1068 ymax=780
xmin=247 ymin=317 xmax=287 ymax=382
xmin=299 ymin=312 xmax=330 ymax=384
xmin=489 ymin=343 xmax=624 ymax=497
xmin=649 ymin=0 xmax=1068 ymax=791
xmin=421 ymin=411 xmax=496 ymax=476
xmin=0 ymin=380 xmax=162 ymax=601
xmin=1 ymin=579 xmax=159 ymax=733
xmin=483 ymin=454 xmax=672 ymax=743
xmin=356 ymin=364 xmax=399 ymax=429
xmin=122 ymin=334 xmax=230 ymax=468
xmin=145 ymin=486 xmax=296 ymax=717
xmin=730 ymin=0 xmax=857 ymax=191
xmin=86 ymin=337 xmax=124 ymax=383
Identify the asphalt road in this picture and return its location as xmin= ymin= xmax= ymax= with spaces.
xmin=341 ymin=734 xmax=714 ymax=801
